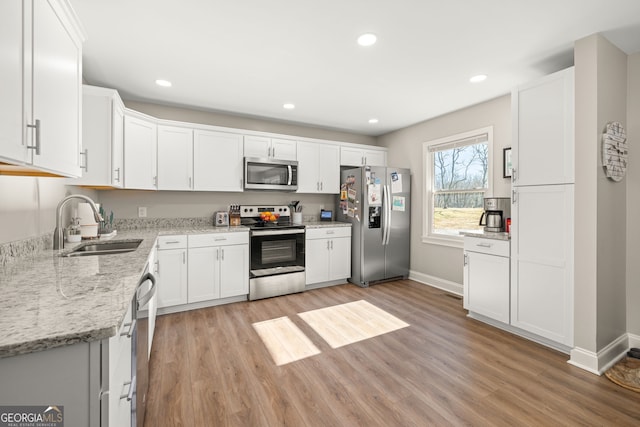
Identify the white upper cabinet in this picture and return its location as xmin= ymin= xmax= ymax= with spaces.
xmin=340 ymin=146 xmax=386 ymax=167
xmin=193 ymin=130 xmax=244 ymax=191
xmin=0 ymin=0 xmax=84 ymax=177
xmin=297 ymin=141 xmax=340 ymax=193
xmin=124 ymin=114 xmax=157 ymax=190
xmin=244 ymin=135 xmax=296 ymax=160
xmin=512 ymin=67 xmax=574 ymax=186
xmin=157 ymin=125 xmax=193 ymax=191
xmin=73 ymin=85 xmax=124 ymax=187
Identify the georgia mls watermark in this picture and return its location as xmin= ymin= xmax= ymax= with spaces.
xmin=0 ymin=406 xmax=63 ymax=427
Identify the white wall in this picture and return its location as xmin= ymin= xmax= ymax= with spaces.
xmin=377 ymin=95 xmax=512 ymax=285
xmin=574 ymin=34 xmax=629 ymax=354
xmin=626 ymin=52 xmax=640 ymax=337
xmin=0 ymin=177 xmax=97 ymax=244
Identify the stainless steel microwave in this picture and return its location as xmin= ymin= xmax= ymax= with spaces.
xmin=244 ymin=157 xmax=298 ymax=191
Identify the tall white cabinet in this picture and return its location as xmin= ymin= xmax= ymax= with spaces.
xmin=511 ymin=67 xmax=574 ymax=348
xmin=0 ymin=0 xmax=84 ymax=177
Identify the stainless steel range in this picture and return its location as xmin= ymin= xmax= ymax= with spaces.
xmin=241 ymin=205 xmax=306 ymax=300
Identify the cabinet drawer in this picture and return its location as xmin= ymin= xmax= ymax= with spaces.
xmin=188 ymin=232 xmax=249 ymax=248
xmin=306 ymin=227 xmax=352 ymax=240
xmin=464 ymin=237 xmax=509 ymax=257
xmin=157 ymin=235 xmax=188 ymax=249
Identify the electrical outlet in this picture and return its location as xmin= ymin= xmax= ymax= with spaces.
xmin=138 ymin=207 xmax=147 ymax=218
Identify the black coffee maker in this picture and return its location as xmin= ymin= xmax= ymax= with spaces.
xmin=479 ymin=197 xmax=511 ymax=232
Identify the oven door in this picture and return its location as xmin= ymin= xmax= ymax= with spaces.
xmin=244 ymin=157 xmax=298 ymax=191
xmin=250 ymin=228 xmax=305 ymax=277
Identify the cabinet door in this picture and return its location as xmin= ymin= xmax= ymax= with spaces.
xmin=31 ymin=0 xmax=83 ymax=177
xmin=157 ymin=248 xmax=188 ymax=307
xmin=0 ymin=1 xmax=26 ymax=164
xmin=112 ymin=99 xmax=124 ymax=187
xmin=464 ymin=251 xmax=510 ymax=323
xmin=244 ymin=135 xmax=270 ymax=158
xmin=511 ymin=184 xmax=574 ymax=345
xmin=296 ymin=142 xmax=320 ymax=193
xmin=270 ymin=138 xmax=296 ymax=160
xmin=157 ymin=126 xmax=193 ymax=190
xmin=340 ymin=147 xmax=365 ymax=166
xmin=305 ymin=238 xmax=330 ymax=285
xmin=512 ymin=67 xmax=574 ymax=186
xmin=193 ymin=130 xmax=243 ymax=191
xmin=219 ymin=244 xmax=249 ymax=298
xmin=363 ymin=149 xmax=386 ymax=167
xmin=318 ymin=144 xmax=340 ymax=193
xmin=124 ymin=115 xmax=157 ymax=190
xmin=188 ymin=246 xmax=220 ymax=303
xmin=329 ymin=237 xmax=351 ymax=280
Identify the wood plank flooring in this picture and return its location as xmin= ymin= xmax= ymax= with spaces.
xmin=144 ymin=280 xmax=640 ymax=426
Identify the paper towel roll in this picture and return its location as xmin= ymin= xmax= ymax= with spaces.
xmin=77 ymin=202 xmax=100 ymax=225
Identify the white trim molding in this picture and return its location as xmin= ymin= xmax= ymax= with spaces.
xmin=568 ymin=333 xmax=630 ymax=375
xmin=409 ymin=270 xmax=463 ymax=296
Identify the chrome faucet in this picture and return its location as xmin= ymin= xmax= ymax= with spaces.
xmin=53 ymin=195 xmax=104 ymax=250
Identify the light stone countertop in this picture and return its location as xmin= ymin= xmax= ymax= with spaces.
xmin=0 ymin=226 xmax=249 ymax=359
xmin=460 ymin=231 xmax=510 ymax=241
xmin=302 ymin=221 xmax=352 ymax=228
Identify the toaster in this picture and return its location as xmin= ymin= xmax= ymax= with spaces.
xmin=214 ymin=211 xmax=229 ymax=227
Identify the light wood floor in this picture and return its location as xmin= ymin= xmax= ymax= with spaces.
xmin=145 ymin=280 xmax=640 ymax=426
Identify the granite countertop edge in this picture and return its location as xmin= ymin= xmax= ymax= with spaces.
xmin=0 ymin=226 xmax=252 ymax=359
xmin=460 ymin=231 xmax=511 ymax=241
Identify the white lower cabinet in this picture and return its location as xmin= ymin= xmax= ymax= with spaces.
xmin=158 ymin=233 xmax=249 ymax=310
xmin=0 ymin=303 xmax=134 ymax=427
xmin=188 ymin=232 xmax=249 ymax=303
xmin=156 ymin=236 xmax=188 ymax=308
xmin=463 ymin=236 xmax=510 ymax=324
xmin=305 ymin=227 xmax=352 ymax=285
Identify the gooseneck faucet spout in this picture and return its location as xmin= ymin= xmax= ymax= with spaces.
xmin=53 ymin=195 xmax=104 ymax=250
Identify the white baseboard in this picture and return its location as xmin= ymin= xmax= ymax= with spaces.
xmin=409 ymin=270 xmax=463 ymax=296
xmin=568 ymin=333 xmax=630 ymax=375
xmin=628 ymin=333 xmax=640 ymax=349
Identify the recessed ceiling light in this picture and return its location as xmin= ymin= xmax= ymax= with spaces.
xmin=357 ymin=33 xmax=377 ymax=47
xmin=283 ymin=103 xmax=295 ymax=110
xmin=368 ymin=118 xmax=379 ymax=124
xmin=155 ymin=79 xmax=172 ymax=87
xmin=469 ymin=74 xmax=487 ymax=83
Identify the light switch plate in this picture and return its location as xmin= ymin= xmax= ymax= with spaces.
xmin=138 ymin=207 xmax=147 ymax=218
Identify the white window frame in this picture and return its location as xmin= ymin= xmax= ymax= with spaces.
xmin=422 ymin=126 xmax=493 ymax=248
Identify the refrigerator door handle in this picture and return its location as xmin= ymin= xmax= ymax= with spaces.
xmin=382 ymin=184 xmax=391 ymax=245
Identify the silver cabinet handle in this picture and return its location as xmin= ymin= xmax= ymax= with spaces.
xmin=120 ymin=319 xmax=136 ymax=338
xmin=512 ymin=189 xmax=517 ymax=204
xmin=182 ymin=252 xmax=186 ymax=263
xmin=272 ymin=146 xmax=275 ymax=158
xmin=476 ymin=243 xmax=492 ymax=248
xmin=26 ymin=119 xmax=41 ymax=155
xmin=463 ymin=253 xmax=468 ymax=266
xmin=326 ymin=240 xmax=330 ymax=250
xmin=221 ymin=248 xmax=224 ymax=261
xmin=326 ymin=230 xmax=335 ymax=234
xmin=80 ymin=149 xmax=88 ymax=171
xmin=216 ymin=248 xmax=219 ymax=261
xmin=320 ymin=181 xmax=323 ymax=191
xmin=164 ymin=240 xmax=181 ymax=244
xmin=214 ymin=237 xmax=227 ymax=241
xmin=189 ymin=177 xmax=192 ymax=188
xmin=330 ymin=240 xmax=333 ymax=250
xmin=120 ymin=376 xmax=136 ymax=401
xmin=511 ymin=168 xmax=517 ymax=183
xmin=114 ymin=167 xmax=121 ymax=182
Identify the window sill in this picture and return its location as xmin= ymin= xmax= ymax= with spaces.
xmin=421 ymin=234 xmax=464 ymax=249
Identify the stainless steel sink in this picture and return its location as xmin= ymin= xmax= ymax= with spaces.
xmin=61 ymin=239 xmax=143 ymax=257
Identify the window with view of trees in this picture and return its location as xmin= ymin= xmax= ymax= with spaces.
xmin=423 ymin=127 xmax=493 ymax=245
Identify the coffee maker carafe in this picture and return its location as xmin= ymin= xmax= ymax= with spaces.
xmin=479 ymin=197 xmax=511 ymax=232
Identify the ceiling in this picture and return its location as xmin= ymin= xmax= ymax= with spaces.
xmin=71 ymin=0 xmax=640 ymax=136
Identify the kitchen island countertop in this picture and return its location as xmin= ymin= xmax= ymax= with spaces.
xmin=0 ymin=226 xmax=249 ymax=359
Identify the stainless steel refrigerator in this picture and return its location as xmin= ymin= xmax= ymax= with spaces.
xmin=337 ymin=166 xmax=410 ymax=286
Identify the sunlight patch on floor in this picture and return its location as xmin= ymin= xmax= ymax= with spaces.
xmin=252 ymin=316 xmax=321 ymax=366
xmin=298 ymin=300 xmax=409 ymax=349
